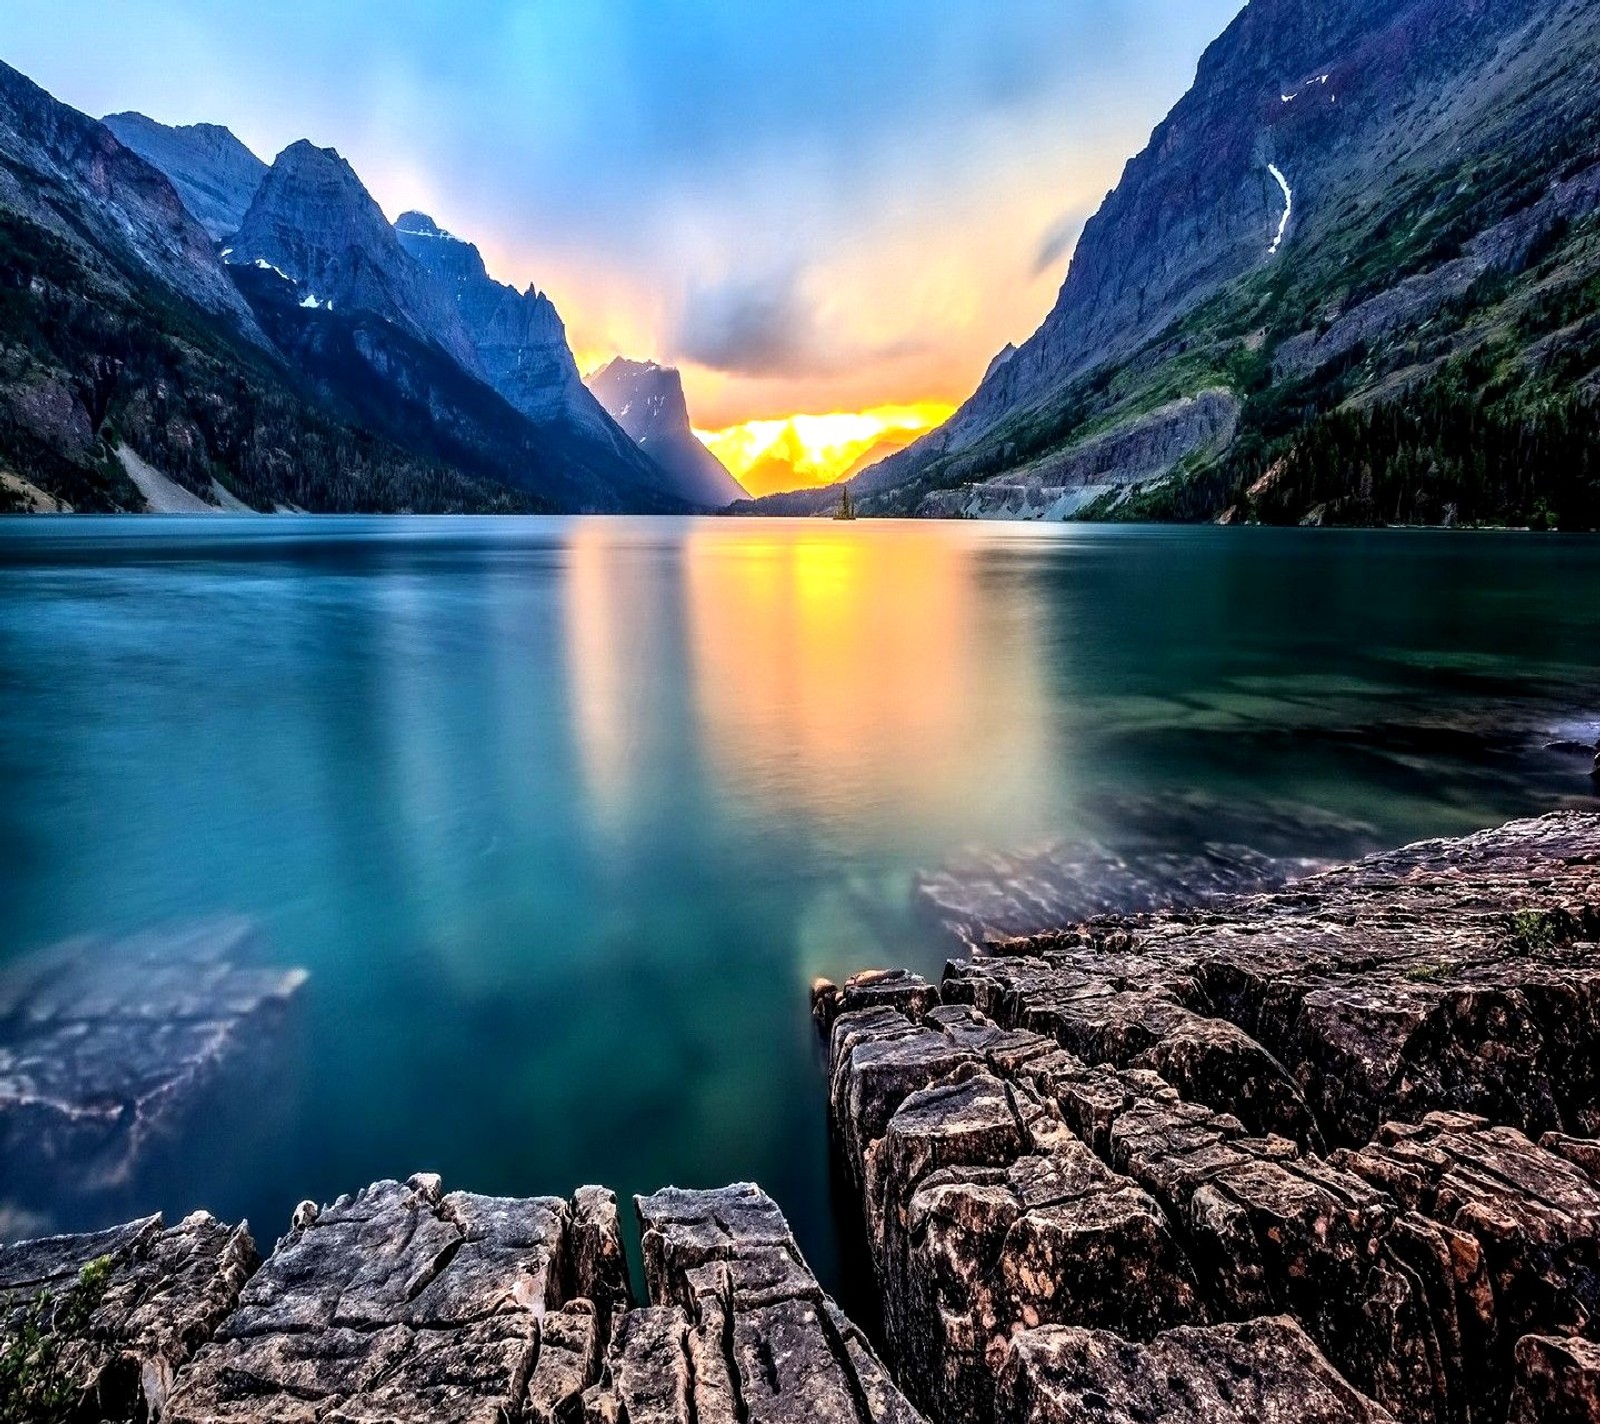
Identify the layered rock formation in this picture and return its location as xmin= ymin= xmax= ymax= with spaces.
xmin=2 ymin=1178 xmax=919 ymax=1424
xmin=817 ymin=810 xmax=1600 ymax=1424
xmin=6 ymin=813 xmax=1596 ymax=1423
xmin=591 ymin=1183 xmax=924 ymax=1424
xmin=164 ymin=1173 xmax=595 ymax=1423
xmin=998 ymin=1318 xmax=1396 ymax=1424
xmin=100 ymin=113 xmax=266 ymax=240
xmin=0 ymin=1210 xmax=257 ymax=1421
xmin=586 ymin=357 xmax=746 ymax=509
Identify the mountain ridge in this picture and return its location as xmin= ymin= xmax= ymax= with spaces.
xmin=390 ymin=210 xmax=673 ymax=503
xmin=228 ymin=142 xmax=484 ymax=374
xmin=100 ymin=112 xmax=265 ymax=240
xmin=756 ymin=0 xmax=1600 ymax=529
xmin=0 ymin=66 xmax=690 ymax=514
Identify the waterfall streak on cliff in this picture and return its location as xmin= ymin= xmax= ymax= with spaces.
xmin=1266 ymin=162 xmax=1293 ymax=255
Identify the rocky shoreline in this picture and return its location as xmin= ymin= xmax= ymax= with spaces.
xmin=815 ymin=810 xmax=1600 ymax=1423
xmin=4 ymin=811 xmax=1599 ymax=1422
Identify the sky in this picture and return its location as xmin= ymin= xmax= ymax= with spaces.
xmin=3 ymin=1 xmax=1244 ymax=491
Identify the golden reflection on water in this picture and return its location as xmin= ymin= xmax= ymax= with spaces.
xmin=681 ymin=522 xmax=1052 ymax=835
xmin=561 ymin=521 xmax=662 ymax=831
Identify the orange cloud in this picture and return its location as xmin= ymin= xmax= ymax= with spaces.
xmin=693 ymin=403 xmax=955 ymax=496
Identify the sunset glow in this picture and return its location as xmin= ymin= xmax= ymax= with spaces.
xmin=695 ymin=403 xmax=956 ymax=496
xmin=7 ymin=0 xmax=1248 ymax=499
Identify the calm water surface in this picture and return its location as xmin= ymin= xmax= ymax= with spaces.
xmin=1 ymin=517 xmax=1597 ymax=1286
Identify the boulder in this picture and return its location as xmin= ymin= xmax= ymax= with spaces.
xmin=583 ymin=1183 xmax=925 ymax=1424
xmin=1508 ymin=1334 xmax=1600 ymax=1424
xmin=996 ymin=1317 xmax=1397 ymax=1424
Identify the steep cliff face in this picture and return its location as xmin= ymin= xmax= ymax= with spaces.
xmin=0 ymin=62 xmax=262 ymax=336
xmin=0 ymin=64 xmax=678 ymax=514
xmin=100 ymin=112 xmax=266 ymax=240
xmin=394 ymin=212 xmax=619 ymax=439
xmin=234 ymin=261 xmax=688 ymax=514
xmin=835 ymin=0 xmax=1600 ymax=527
xmin=391 ymin=212 xmax=688 ymax=503
xmin=228 ymin=143 xmax=483 ymax=374
xmin=0 ymin=65 xmax=531 ymax=513
xmin=586 ymin=356 xmax=746 ymax=508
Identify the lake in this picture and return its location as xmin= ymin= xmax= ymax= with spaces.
xmin=1 ymin=517 xmax=1596 ymax=1289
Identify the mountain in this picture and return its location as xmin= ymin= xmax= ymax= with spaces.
xmin=585 ymin=357 xmax=746 ymax=508
xmin=227 ymin=143 xmax=483 ymax=373
xmin=229 ymin=255 xmax=687 ymax=514
xmin=0 ymin=62 xmax=680 ymax=514
xmin=100 ymin=112 xmax=266 ymax=240
xmin=0 ymin=65 xmax=262 ymax=337
xmin=389 ymin=212 xmax=680 ymax=502
xmin=51 ymin=108 xmax=685 ymax=512
xmin=394 ymin=211 xmax=598 ymax=427
xmin=0 ymin=60 xmax=531 ymax=513
xmin=786 ymin=0 xmax=1600 ymax=529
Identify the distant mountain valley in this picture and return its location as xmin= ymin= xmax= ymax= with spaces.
xmin=740 ymin=0 xmax=1600 ymax=530
xmin=3 ymin=0 xmax=1599 ymax=522
xmin=0 ymin=68 xmax=734 ymax=514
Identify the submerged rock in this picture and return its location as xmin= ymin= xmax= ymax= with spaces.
xmin=912 ymin=791 xmax=1377 ymax=948
xmin=4 ymin=813 xmax=1596 ymax=1424
xmin=0 ymin=918 xmax=307 ymax=1218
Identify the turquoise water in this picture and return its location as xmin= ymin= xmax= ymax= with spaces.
xmin=1 ymin=517 xmax=1596 ymax=1285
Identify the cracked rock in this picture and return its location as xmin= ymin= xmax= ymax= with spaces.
xmin=163 ymin=1173 xmax=570 ymax=1423
xmin=996 ymin=1316 xmax=1397 ymax=1424
xmin=0 ymin=1208 xmax=257 ymax=1421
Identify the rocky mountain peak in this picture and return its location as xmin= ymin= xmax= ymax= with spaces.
xmin=394 ymin=210 xmax=448 ymax=238
xmin=586 ymin=357 xmax=745 ymax=508
xmin=588 ymin=357 xmax=689 ymax=431
xmin=100 ymin=112 xmax=265 ymax=240
xmin=393 ymin=212 xmax=624 ymax=443
xmin=229 ymin=141 xmax=482 ymax=372
xmin=0 ymin=63 xmax=261 ymax=337
xmin=393 ymin=208 xmax=491 ymax=289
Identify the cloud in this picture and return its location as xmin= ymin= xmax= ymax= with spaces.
xmin=7 ymin=0 xmax=1248 ymax=421
xmin=1033 ymin=209 xmax=1089 ymax=277
xmin=674 ymin=268 xmax=926 ymax=381
xmin=675 ymin=271 xmax=820 ymax=378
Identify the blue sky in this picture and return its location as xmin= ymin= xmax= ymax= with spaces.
xmin=4 ymin=1 xmax=1244 ymax=430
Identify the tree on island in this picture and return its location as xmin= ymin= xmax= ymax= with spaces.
xmin=836 ymin=486 xmax=855 ymax=520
